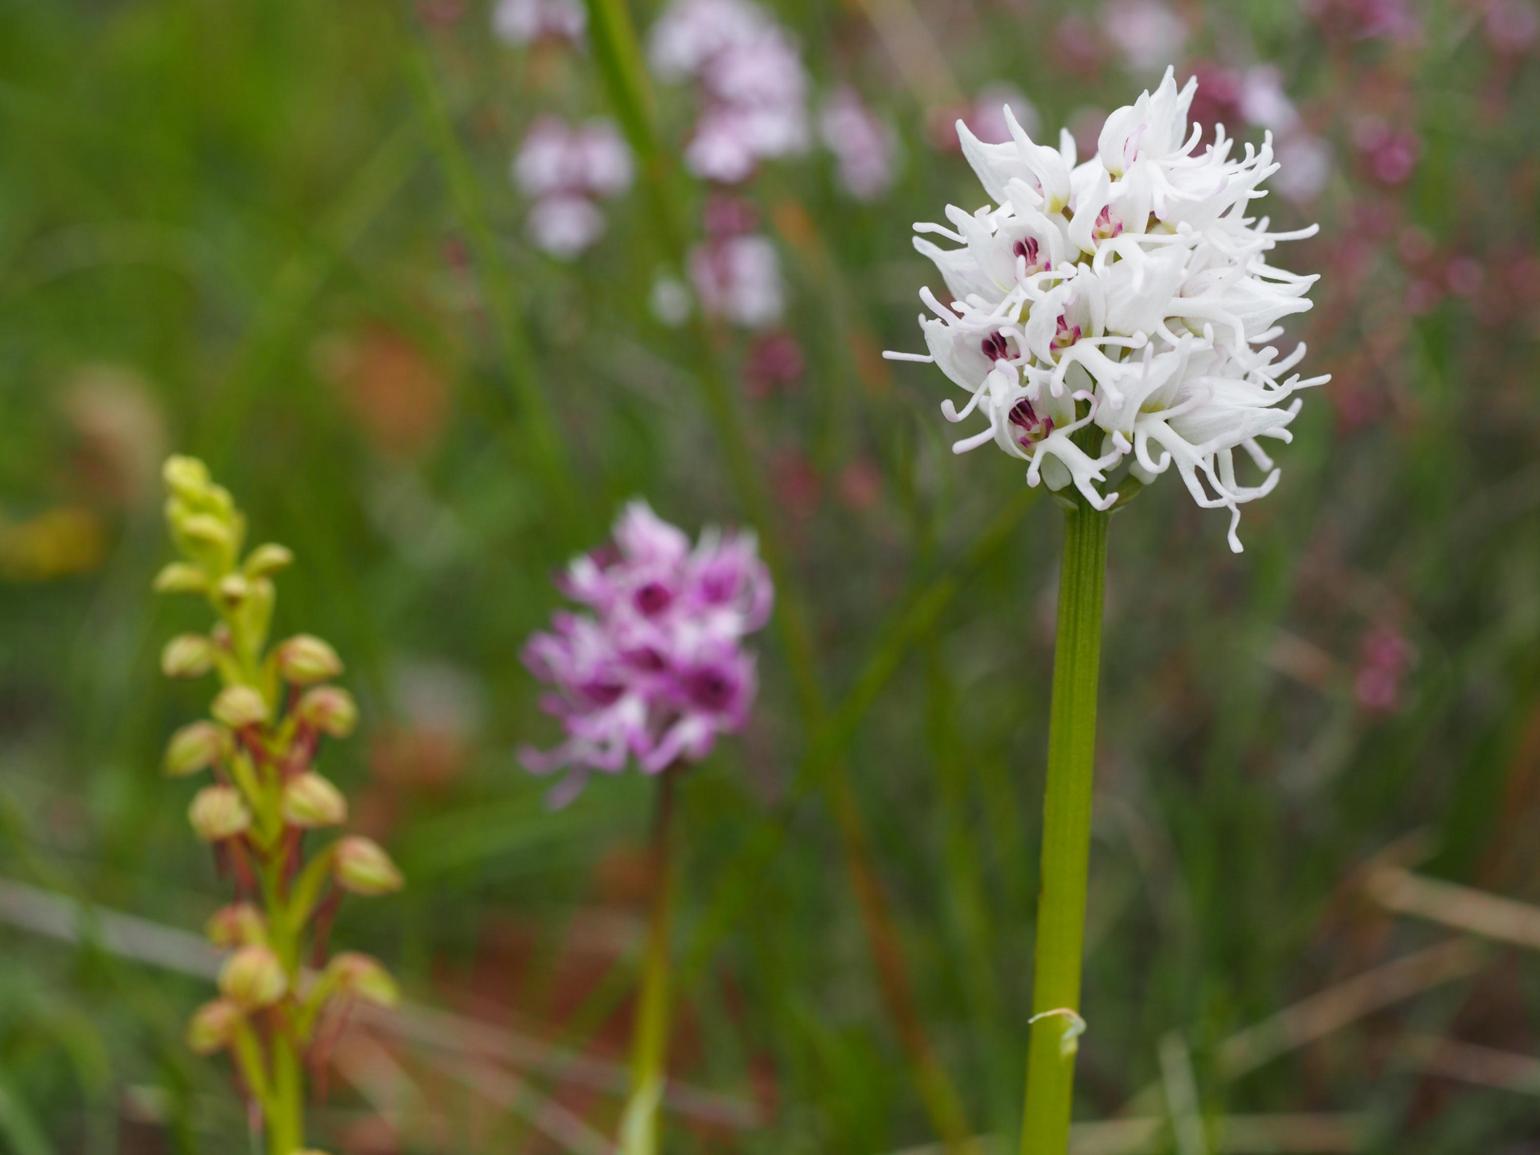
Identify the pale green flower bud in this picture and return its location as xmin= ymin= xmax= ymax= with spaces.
xmin=204 ymin=483 xmax=237 ymax=519
xmin=297 ymin=686 xmax=357 ymax=738
xmin=177 ymin=513 xmax=234 ymax=551
xmin=164 ymin=721 xmax=223 ymax=777
xmin=333 ymin=836 xmax=403 ymax=896
xmin=205 ymin=902 xmax=266 ymax=948
xmin=186 ymin=998 xmax=244 ymax=1054
xmin=281 ymin=773 xmax=348 ymax=828
xmin=161 ymin=634 xmax=215 ymax=679
xmin=218 ymin=945 xmax=287 ymax=1009
xmin=323 ymin=952 xmax=400 ymax=1008
xmin=278 ymin=635 xmax=343 ymax=685
xmin=244 ymin=543 xmax=294 ymax=577
xmin=216 ymin=573 xmax=252 ymax=605
xmin=162 ymin=455 xmax=211 ymax=501
xmin=212 ymin=685 xmax=269 ymax=730
xmin=152 ymin=562 xmax=207 ymax=594
xmin=188 ymin=785 xmax=251 ymax=842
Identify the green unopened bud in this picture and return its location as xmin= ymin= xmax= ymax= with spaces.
xmin=153 ymin=561 xmax=207 ymax=594
xmin=218 ymin=945 xmax=287 ymax=1009
xmin=216 ymin=573 xmax=251 ymax=605
xmin=244 ymin=543 xmax=294 ymax=577
xmin=186 ymin=998 xmax=244 ymax=1055
xmin=161 ymin=634 xmax=215 ymax=679
xmin=205 ymin=902 xmax=266 ymax=948
xmin=164 ymin=721 xmax=223 ymax=777
xmin=324 ymin=952 xmax=400 ymax=1008
xmin=278 ymin=635 xmax=343 ymax=685
xmin=178 ymin=513 xmax=234 ymax=550
xmin=297 ymin=686 xmax=357 ymax=738
xmin=212 ymin=685 xmax=269 ymax=730
xmin=333 ymin=836 xmax=403 ymax=896
xmin=188 ymin=785 xmax=251 ymax=842
xmin=282 ymin=773 xmax=348 ymax=828
xmin=163 ymin=455 xmax=211 ymax=500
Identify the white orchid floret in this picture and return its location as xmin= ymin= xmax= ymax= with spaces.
xmin=887 ymin=67 xmax=1327 ymax=552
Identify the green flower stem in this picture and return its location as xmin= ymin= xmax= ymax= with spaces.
xmin=619 ymin=768 xmax=680 ymax=1155
xmin=1020 ymin=502 xmax=1109 ymax=1155
xmin=266 ymin=1036 xmax=305 ymax=1155
xmin=231 ymin=1022 xmax=274 ymax=1114
xmin=260 ymin=845 xmax=308 ymax=1155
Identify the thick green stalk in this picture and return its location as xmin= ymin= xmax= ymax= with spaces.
xmin=1020 ymin=504 xmax=1109 ymax=1155
xmin=619 ymin=769 xmax=679 ymax=1155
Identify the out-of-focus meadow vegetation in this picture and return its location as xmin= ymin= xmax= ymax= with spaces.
xmin=2 ymin=0 xmax=1540 ymax=1151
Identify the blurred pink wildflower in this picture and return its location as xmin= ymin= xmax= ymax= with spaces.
xmin=513 ymin=117 xmax=633 ymax=257
xmin=1104 ymin=0 xmax=1188 ymax=71
xmin=819 ymin=86 xmax=899 ymax=201
xmin=649 ymin=0 xmax=809 ymax=183
xmin=745 ymin=331 xmax=806 ymax=397
xmin=521 ymin=502 xmax=772 ymax=806
xmin=1484 ymin=0 xmax=1540 ymax=54
xmin=493 ymin=0 xmax=585 ymax=45
xmin=1354 ymin=118 xmax=1419 ymax=186
xmin=1354 ymin=626 xmax=1415 ymax=714
xmin=1273 ymin=133 xmax=1332 ymax=203
xmin=687 ymin=199 xmax=784 ymax=328
xmin=689 ymin=234 xmax=785 ymax=328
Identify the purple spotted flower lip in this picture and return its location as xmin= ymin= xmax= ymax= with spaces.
xmin=520 ymin=501 xmax=772 ymax=807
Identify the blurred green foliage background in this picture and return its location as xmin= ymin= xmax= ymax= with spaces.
xmin=2 ymin=0 xmax=1539 ymax=1151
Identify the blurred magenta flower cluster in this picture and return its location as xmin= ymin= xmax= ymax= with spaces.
xmin=521 ymin=502 xmax=772 ymax=806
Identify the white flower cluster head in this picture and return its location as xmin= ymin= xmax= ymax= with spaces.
xmin=648 ymin=0 xmax=810 ymax=183
xmin=513 ymin=117 xmax=633 ymax=258
xmin=889 ymin=68 xmax=1327 ymax=551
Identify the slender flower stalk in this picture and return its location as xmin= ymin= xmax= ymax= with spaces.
xmin=618 ymin=766 xmax=679 ymax=1155
xmin=889 ymin=70 xmax=1325 ymax=1152
xmin=155 ymin=456 xmax=403 ymax=1154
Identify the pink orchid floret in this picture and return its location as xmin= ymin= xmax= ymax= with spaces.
xmin=521 ymin=502 xmax=771 ymax=806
